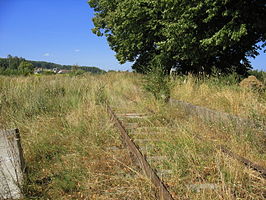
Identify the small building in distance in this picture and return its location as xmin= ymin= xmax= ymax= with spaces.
xmin=34 ymin=68 xmax=43 ymax=74
xmin=53 ymin=68 xmax=58 ymax=73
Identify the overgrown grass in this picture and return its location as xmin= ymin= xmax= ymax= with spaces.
xmin=171 ymin=74 xmax=266 ymax=122
xmin=103 ymin=72 xmax=265 ymax=199
xmin=0 ymin=74 xmax=155 ymax=199
xmin=0 ymin=72 xmax=265 ymax=199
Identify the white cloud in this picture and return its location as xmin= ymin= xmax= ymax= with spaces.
xmin=74 ymin=49 xmax=80 ymax=52
xmin=43 ymin=53 xmax=50 ymax=57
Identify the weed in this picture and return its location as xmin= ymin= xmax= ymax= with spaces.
xmin=95 ymin=84 xmax=108 ymax=105
xmin=143 ymin=65 xmax=172 ymax=102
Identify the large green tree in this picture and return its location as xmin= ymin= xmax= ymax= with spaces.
xmin=89 ymin=0 xmax=266 ymax=74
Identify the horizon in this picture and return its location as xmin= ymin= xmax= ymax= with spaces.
xmin=0 ymin=54 xmax=265 ymax=73
xmin=0 ymin=55 xmax=107 ymax=70
xmin=0 ymin=0 xmax=265 ymax=72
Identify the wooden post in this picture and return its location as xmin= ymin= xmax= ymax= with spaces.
xmin=0 ymin=129 xmax=25 ymax=199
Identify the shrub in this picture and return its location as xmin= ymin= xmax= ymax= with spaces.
xmin=143 ymin=64 xmax=172 ymax=102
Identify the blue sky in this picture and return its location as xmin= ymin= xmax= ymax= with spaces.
xmin=0 ymin=0 xmax=265 ymax=71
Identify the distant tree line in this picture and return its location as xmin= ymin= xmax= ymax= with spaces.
xmin=89 ymin=0 xmax=266 ymax=75
xmin=0 ymin=55 xmax=106 ymax=75
xmin=0 ymin=55 xmax=34 ymax=76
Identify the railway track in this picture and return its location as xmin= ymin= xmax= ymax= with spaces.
xmin=124 ymin=95 xmax=266 ymax=177
xmin=107 ymin=94 xmax=266 ymax=199
xmin=107 ymin=105 xmax=174 ymax=200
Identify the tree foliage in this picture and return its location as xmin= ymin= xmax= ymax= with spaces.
xmin=18 ymin=61 xmax=34 ymax=75
xmin=89 ymin=0 xmax=266 ymax=74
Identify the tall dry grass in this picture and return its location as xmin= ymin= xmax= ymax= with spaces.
xmin=0 ymin=72 xmax=265 ymax=199
xmin=0 ymin=74 xmax=155 ymax=199
xmin=104 ymin=72 xmax=265 ymax=199
xmin=171 ymin=75 xmax=266 ymax=122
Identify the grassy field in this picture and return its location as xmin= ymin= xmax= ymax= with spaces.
xmin=0 ymin=72 xmax=265 ymax=199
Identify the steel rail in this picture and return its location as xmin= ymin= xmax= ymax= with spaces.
xmin=219 ymin=145 xmax=266 ymax=178
xmin=106 ymin=104 xmax=175 ymax=200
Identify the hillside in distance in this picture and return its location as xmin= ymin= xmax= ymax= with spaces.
xmin=0 ymin=55 xmax=106 ymax=74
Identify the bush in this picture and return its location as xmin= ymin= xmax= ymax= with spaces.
xmin=143 ymin=64 xmax=172 ymax=102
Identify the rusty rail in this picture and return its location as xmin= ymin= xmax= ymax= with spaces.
xmin=219 ymin=145 xmax=266 ymax=178
xmin=106 ymin=105 xmax=174 ymax=200
xmin=193 ymin=134 xmax=266 ymax=179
